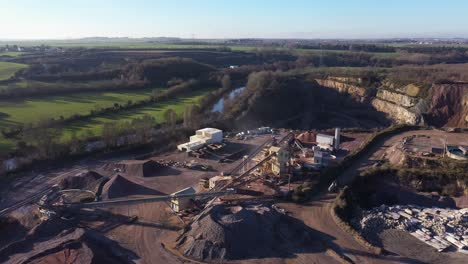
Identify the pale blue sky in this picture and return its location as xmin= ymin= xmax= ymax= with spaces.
xmin=1 ymin=0 xmax=467 ymax=39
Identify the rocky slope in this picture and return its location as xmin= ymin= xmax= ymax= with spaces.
xmin=425 ymin=84 xmax=468 ymax=127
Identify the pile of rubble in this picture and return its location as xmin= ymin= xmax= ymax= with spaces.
xmin=157 ymin=159 xmax=184 ymax=167
xmin=158 ymin=159 xmax=212 ymax=171
xmin=355 ymin=204 xmax=468 ymax=253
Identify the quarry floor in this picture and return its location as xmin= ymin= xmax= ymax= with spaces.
xmin=1 ymin=129 xmax=468 ymax=263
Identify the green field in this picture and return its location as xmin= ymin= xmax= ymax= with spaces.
xmin=0 ymin=52 xmax=25 ymax=57
xmin=294 ymin=48 xmax=400 ymax=57
xmin=0 ymin=88 xmax=157 ymax=128
xmin=0 ymin=80 xmax=120 ymax=93
xmin=0 ymin=88 xmax=210 ymax=154
xmin=0 ymin=137 xmax=14 ymax=155
xmin=60 ymin=89 xmax=210 ymax=140
xmin=0 ymin=62 xmax=28 ymax=81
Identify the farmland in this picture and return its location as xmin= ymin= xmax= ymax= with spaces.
xmin=60 ymin=89 xmax=210 ymax=139
xmin=0 ymin=88 xmax=157 ymax=127
xmin=0 ymin=61 xmax=27 ymax=81
xmin=0 ymin=51 xmax=24 ymax=57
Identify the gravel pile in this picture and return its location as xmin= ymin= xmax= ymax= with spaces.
xmin=113 ymin=160 xmax=165 ymax=177
xmin=59 ymin=171 xmax=108 ymax=194
xmin=176 ymin=204 xmax=287 ymax=261
xmin=101 ymin=175 xmax=163 ymax=199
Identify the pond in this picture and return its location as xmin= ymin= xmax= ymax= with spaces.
xmin=211 ymin=86 xmax=245 ymax=113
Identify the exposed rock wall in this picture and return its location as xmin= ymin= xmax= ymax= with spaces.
xmin=317 ymin=77 xmax=423 ymax=125
xmin=426 ymin=84 xmax=468 ymax=127
xmin=376 ymin=89 xmax=419 ymax=108
xmin=315 ymin=79 xmax=369 ymax=98
xmin=371 ymin=98 xmax=421 ymax=125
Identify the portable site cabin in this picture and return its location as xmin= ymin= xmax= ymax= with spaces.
xmin=170 ymin=187 xmax=196 ymax=212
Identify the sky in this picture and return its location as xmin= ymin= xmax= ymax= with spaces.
xmin=1 ymin=0 xmax=467 ymax=40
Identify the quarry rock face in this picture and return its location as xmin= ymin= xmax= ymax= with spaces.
xmin=317 ymin=77 xmax=467 ymax=127
xmin=426 ymin=84 xmax=468 ymax=128
xmin=318 ymin=77 xmax=424 ymax=125
xmin=376 ymin=89 xmax=419 ymax=108
xmin=315 ymin=79 xmax=369 ymax=98
xmin=371 ymin=98 xmax=422 ymax=125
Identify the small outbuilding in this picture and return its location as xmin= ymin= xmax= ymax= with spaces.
xmin=209 ymin=175 xmax=233 ymax=189
xmin=170 ymin=187 xmax=196 ymax=212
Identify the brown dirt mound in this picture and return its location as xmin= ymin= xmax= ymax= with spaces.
xmin=101 ymin=175 xmax=164 ymax=199
xmin=113 ymin=160 xmax=166 ymax=177
xmin=296 ymin=131 xmax=317 ymax=145
xmin=176 ymin=203 xmax=324 ymax=262
xmin=0 ymin=216 xmax=28 ymax=249
xmin=0 ymin=227 xmax=138 ymax=264
xmin=59 ymin=171 xmax=108 ymax=195
xmin=426 ymin=84 xmax=468 ymax=128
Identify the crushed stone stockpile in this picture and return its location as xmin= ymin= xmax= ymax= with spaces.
xmin=101 ymin=174 xmax=164 ymax=199
xmin=0 ymin=227 xmax=138 ymax=264
xmin=176 ymin=204 xmax=313 ymax=261
xmin=59 ymin=171 xmax=108 ymax=195
xmin=113 ymin=160 xmax=165 ymax=178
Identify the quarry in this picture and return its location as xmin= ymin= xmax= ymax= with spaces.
xmin=0 ymin=37 xmax=468 ymax=264
xmin=1 ymin=123 xmax=466 ymax=264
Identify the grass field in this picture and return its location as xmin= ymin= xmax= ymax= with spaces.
xmin=0 ymin=52 xmax=25 ymax=57
xmin=0 ymin=88 xmax=210 ymax=155
xmin=0 ymin=88 xmax=157 ymax=127
xmin=1 ymin=41 xmax=402 ymax=56
xmin=0 ymin=80 xmax=120 ymax=94
xmin=60 ymin=89 xmax=210 ymax=140
xmin=0 ymin=61 xmax=28 ymax=81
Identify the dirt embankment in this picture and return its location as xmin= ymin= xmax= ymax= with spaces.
xmin=426 ymin=84 xmax=468 ymax=128
xmin=0 ymin=227 xmax=138 ymax=264
xmin=0 ymin=207 xmax=141 ymax=264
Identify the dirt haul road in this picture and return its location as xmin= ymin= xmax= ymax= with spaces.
xmin=280 ymin=129 xmax=467 ymax=264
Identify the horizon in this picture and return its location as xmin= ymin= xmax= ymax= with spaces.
xmin=1 ymin=0 xmax=468 ymax=40
xmin=1 ymin=36 xmax=468 ymax=42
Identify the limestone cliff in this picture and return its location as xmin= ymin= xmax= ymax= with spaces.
xmin=315 ymin=79 xmax=369 ymax=99
xmin=376 ymin=89 xmax=419 ymax=108
xmin=317 ymin=77 xmax=424 ymax=125
xmin=371 ymin=98 xmax=421 ymax=125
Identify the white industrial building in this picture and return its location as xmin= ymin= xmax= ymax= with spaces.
xmin=316 ymin=134 xmax=335 ymax=150
xmin=316 ymin=128 xmax=341 ymax=151
xmin=177 ymin=128 xmax=223 ymax=152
